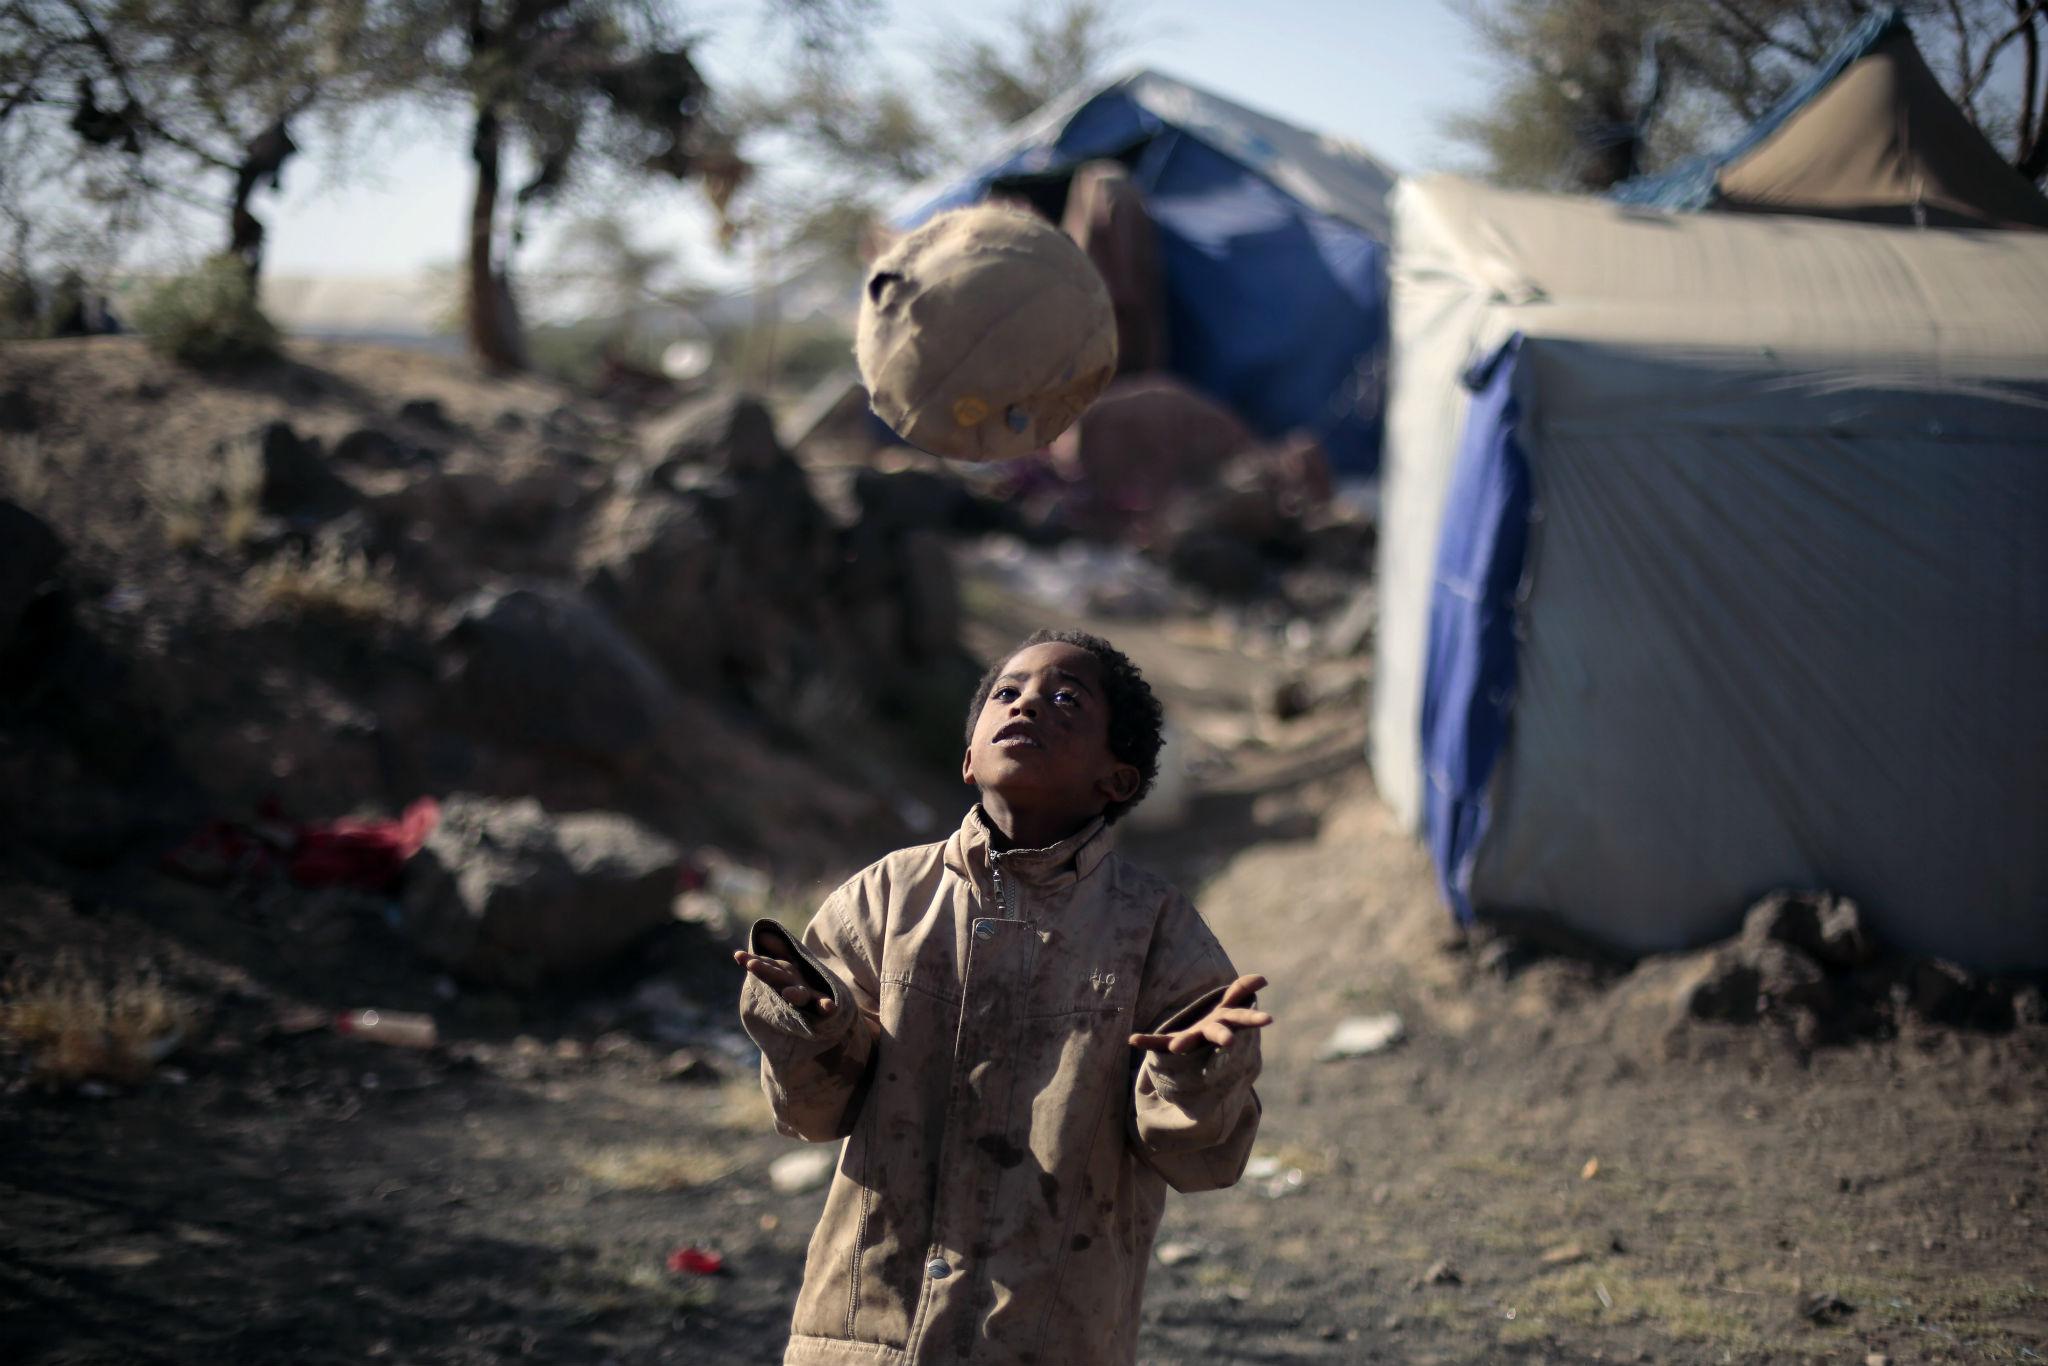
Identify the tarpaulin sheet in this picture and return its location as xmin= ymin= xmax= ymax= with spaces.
xmin=1377 ymin=175 xmax=2048 ymax=970
xmin=1420 ymin=337 xmax=1531 ymax=922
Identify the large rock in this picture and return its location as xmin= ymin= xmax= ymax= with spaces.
xmin=1751 ymin=941 xmax=1834 ymax=1014
xmin=0 ymin=386 xmax=37 ymax=433
xmin=1739 ymin=891 xmax=1878 ymax=969
xmin=219 ymin=421 xmax=356 ymax=520
xmin=0 ymin=500 xmax=64 ymax=654
xmin=578 ymin=488 xmax=724 ymax=689
xmin=332 ymin=426 xmax=421 ymax=470
xmin=645 ymin=391 xmax=782 ymax=480
xmin=437 ymin=584 xmax=678 ymax=766
xmin=403 ymin=796 xmax=682 ymax=988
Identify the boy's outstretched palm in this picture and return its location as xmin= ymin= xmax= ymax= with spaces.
xmin=1129 ymin=974 xmax=1271 ymax=1054
xmin=734 ymin=928 xmax=836 ymax=1016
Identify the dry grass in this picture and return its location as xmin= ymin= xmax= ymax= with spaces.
xmin=710 ymin=1076 xmax=776 ymax=1134
xmin=245 ymin=543 xmax=399 ymax=623
xmin=572 ymin=1142 xmax=736 ymax=1193
xmin=0 ymin=953 xmax=195 ymax=1087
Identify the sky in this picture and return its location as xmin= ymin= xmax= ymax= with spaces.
xmin=258 ymin=0 xmax=1497 ymax=284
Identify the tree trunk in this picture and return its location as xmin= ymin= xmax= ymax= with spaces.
xmin=467 ymin=103 xmax=527 ymax=372
xmin=2020 ymin=6 xmax=2048 ymax=183
xmin=228 ymin=121 xmax=298 ymax=284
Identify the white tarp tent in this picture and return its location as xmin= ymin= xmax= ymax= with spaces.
xmin=1373 ymin=174 xmax=2048 ymax=970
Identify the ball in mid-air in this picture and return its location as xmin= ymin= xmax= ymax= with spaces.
xmin=857 ymin=204 xmax=1118 ymax=462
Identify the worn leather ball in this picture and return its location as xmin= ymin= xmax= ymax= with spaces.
xmin=856 ymin=204 xmax=1118 ymax=462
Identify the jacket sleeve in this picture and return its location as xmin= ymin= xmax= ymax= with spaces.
xmin=737 ymin=885 xmax=882 ymax=1143
xmin=1128 ymin=893 xmax=1263 ymax=1193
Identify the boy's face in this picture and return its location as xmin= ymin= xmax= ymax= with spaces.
xmin=962 ymin=641 xmax=1140 ymax=834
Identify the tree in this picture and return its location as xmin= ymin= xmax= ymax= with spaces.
xmin=420 ymin=0 xmax=879 ymax=373
xmin=928 ymin=0 xmax=1130 ymax=127
xmin=1447 ymin=0 xmax=2048 ymax=191
xmin=0 ymin=0 xmax=411 ymax=283
xmin=733 ymin=0 xmax=1133 ymax=272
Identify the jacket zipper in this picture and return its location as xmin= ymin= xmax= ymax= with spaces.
xmin=991 ymin=855 xmax=1019 ymax=919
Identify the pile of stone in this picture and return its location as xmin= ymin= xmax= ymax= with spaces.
xmin=1682 ymin=892 xmax=2042 ymax=1045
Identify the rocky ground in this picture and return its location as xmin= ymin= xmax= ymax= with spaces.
xmin=1 ymin=340 xmax=2043 ymax=1365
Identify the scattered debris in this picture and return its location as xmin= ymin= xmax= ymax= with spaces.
xmin=1581 ymin=1157 xmax=1600 ymax=1180
xmin=769 ymin=1148 xmax=837 ymax=1195
xmin=161 ymin=798 xmax=439 ymax=893
xmin=1539 ymin=1242 xmax=1590 ymax=1266
xmin=1259 ymin=673 xmax=1313 ymax=722
xmin=666 ymin=1246 xmax=724 ymax=1276
xmin=659 ymin=1049 xmax=720 ymax=1084
xmin=334 ymin=1009 xmax=437 ymax=1050
xmin=1155 ymin=1241 xmax=1204 ymax=1267
xmin=397 ymin=397 xmax=452 ymax=431
xmin=1797 ymin=1289 xmax=1854 ymax=1323
xmin=1243 ymin=1154 xmax=1308 ymax=1198
xmin=701 ymin=855 xmax=770 ymax=912
xmin=273 ymin=1007 xmax=330 ymax=1036
xmin=1316 ymin=1012 xmax=1406 ymax=1060
xmin=1414 ymin=1260 xmax=1462 ymax=1289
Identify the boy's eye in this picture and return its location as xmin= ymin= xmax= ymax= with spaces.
xmin=991 ymin=685 xmax=1019 ymax=702
xmin=1053 ymin=689 xmax=1078 ymax=705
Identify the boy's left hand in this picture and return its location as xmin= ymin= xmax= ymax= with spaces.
xmin=1129 ymin=974 xmax=1272 ymax=1054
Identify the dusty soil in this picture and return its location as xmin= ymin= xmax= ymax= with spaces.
xmin=6 ymin=585 xmax=2043 ymax=1366
xmin=3 ymin=342 xmax=2044 ymax=1365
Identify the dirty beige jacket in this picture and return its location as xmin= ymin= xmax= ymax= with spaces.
xmin=739 ymin=806 xmax=1261 ymax=1366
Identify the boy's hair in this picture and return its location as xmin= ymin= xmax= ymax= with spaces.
xmin=963 ymin=628 xmax=1165 ymax=825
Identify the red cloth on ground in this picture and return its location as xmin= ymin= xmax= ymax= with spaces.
xmin=289 ymin=797 xmax=441 ymax=892
xmin=163 ymin=797 xmax=441 ymax=894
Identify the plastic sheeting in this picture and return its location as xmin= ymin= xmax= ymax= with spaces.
xmin=1420 ymin=338 xmax=1531 ymax=923
xmin=1378 ymin=175 xmax=2048 ymax=970
xmin=892 ymin=70 xmax=1392 ymax=476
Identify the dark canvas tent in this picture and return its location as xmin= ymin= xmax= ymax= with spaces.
xmin=890 ymin=69 xmax=1396 ymax=476
xmin=1615 ymin=9 xmax=2048 ymax=229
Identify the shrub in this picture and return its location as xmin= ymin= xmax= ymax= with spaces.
xmin=246 ymin=541 xmax=399 ymax=623
xmin=134 ymin=254 xmax=279 ymax=366
xmin=0 ymin=268 xmax=39 ymax=339
xmin=0 ymin=953 xmax=194 ymax=1087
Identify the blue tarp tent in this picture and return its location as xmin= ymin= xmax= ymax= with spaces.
xmin=891 ymin=69 xmax=1397 ymax=477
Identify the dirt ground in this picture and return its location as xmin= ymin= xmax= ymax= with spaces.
xmin=5 ymin=579 xmax=2043 ymax=1366
xmin=2 ymin=342 xmax=2043 ymax=1365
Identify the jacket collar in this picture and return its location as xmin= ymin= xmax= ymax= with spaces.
xmin=942 ymin=804 xmax=1114 ymax=893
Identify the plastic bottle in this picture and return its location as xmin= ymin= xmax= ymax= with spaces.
xmin=334 ymin=1008 xmax=437 ymax=1049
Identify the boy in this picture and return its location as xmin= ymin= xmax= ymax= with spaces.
xmin=735 ymin=629 xmax=1270 ymax=1366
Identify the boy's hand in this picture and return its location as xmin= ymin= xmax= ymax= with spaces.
xmin=733 ymin=927 xmax=836 ymax=1016
xmin=1129 ymin=974 xmax=1271 ymax=1054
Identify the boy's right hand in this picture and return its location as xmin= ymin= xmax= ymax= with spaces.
xmin=733 ymin=928 xmax=836 ymax=1017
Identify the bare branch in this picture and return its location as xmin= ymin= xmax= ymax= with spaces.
xmin=1703 ymin=0 xmax=1824 ymax=65
xmin=2020 ymin=3 xmax=2040 ymax=160
xmin=1962 ymin=2 xmax=2048 ymax=103
xmin=55 ymin=0 xmax=239 ymax=173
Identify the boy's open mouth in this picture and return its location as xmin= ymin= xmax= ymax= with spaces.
xmin=992 ymin=721 xmax=1043 ymax=748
